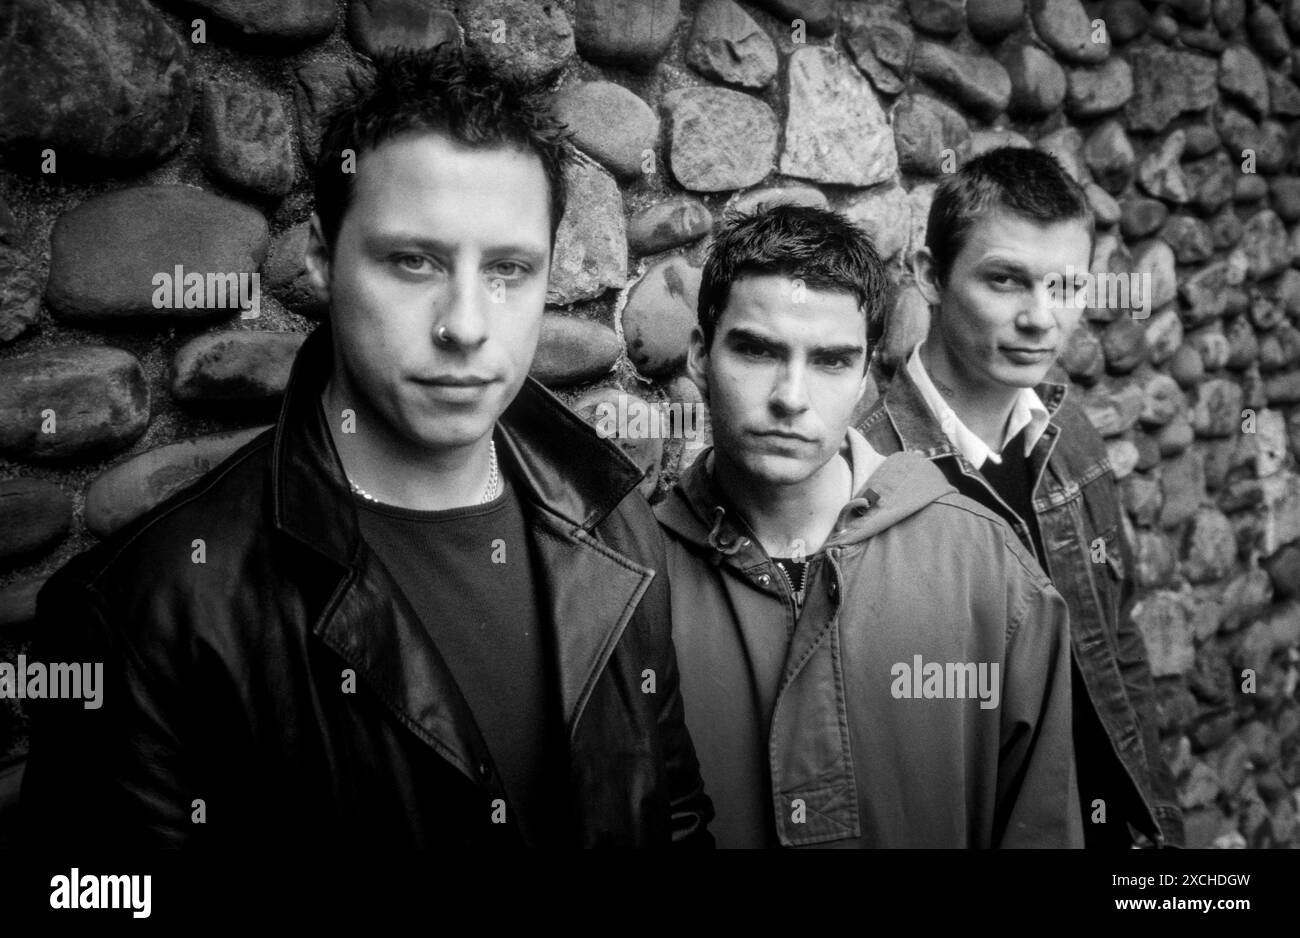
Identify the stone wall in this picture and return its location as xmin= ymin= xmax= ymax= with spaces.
xmin=1 ymin=0 xmax=1299 ymax=848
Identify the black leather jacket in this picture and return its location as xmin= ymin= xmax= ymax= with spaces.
xmin=20 ymin=325 xmax=713 ymax=848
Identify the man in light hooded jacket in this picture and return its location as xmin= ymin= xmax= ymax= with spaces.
xmin=657 ymin=205 xmax=1083 ymax=848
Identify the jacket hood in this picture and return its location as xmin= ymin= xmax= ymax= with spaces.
xmin=656 ymin=426 xmax=958 ymax=566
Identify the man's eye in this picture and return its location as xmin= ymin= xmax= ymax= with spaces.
xmin=488 ymin=261 xmax=530 ymax=279
xmin=738 ymin=344 xmax=772 ymax=358
xmin=989 ymin=273 xmax=1019 ymax=287
xmin=394 ymin=254 xmax=433 ymax=273
xmin=819 ymin=356 xmax=852 ymax=370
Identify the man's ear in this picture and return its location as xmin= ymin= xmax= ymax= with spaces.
xmin=912 ymin=247 xmax=941 ymax=308
xmin=685 ymin=326 xmax=710 ymax=401
xmin=304 ymin=214 xmax=332 ymax=306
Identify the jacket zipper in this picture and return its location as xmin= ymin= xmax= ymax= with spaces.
xmin=770 ymin=559 xmax=802 ymax=636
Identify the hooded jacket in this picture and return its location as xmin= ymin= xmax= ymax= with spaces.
xmin=656 ymin=428 xmax=1082 ymax=848
xmin=19 ymin=324 xmax=713 ymax=849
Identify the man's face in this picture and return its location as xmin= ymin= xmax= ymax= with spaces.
xmin=917 ymin=210 xmax=1092 ymax=392
xmin=306 ymin=132 xmax=552 ymax=454
xmin=688 ymin=274 xmax=869 ymax=488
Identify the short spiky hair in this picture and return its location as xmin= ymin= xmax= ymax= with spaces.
xmin=313 ymin=47 xmax=571 ymax=253
xmin=698 ymin=204 xmax=889 ymax=351
xmin=926 ymin=147 xmax=1095 ymax=286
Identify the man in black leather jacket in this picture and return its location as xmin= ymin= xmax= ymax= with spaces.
xmin=20 ymin=48 xmax=712 ymax=849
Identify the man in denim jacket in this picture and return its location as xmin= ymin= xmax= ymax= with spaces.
xmin=859 ymin=147 xmax=1183 ymax=847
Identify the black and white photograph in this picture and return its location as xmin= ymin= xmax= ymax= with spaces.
xmin=0 ymin=0 xmax=1295 ymax=920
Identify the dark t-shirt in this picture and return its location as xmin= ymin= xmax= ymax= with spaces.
xmin=353 ymin=468 xmax=568 ymax=846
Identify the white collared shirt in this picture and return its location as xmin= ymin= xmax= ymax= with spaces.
xmin=905 ymin=344 xmax=1050 ymax=468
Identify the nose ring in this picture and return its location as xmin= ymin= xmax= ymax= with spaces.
xmin=435 ymin=325 xmax=451 ymax=344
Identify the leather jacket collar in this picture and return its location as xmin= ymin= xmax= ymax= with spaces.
xmin=269 ymin=323 xmax=646 ymax=566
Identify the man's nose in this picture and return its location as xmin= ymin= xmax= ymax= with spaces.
xmin=1018 ymin=282 xmax=1058 ymax=333
xmin=770 ymin=361 xmax=810 ymax=415
xmin=434 ymin=270 xmax=489 ymax=348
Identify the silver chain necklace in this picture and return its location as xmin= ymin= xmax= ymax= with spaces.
xmin=348 ymin=439 xmax=500 ymax=506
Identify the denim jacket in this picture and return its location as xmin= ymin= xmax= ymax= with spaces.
xmin=859 ymin=363 xmax=1184 ymax=848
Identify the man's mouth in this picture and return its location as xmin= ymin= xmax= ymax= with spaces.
xmin=1001 ymin=347 xmax=1054 ymax=364
xmin=752 ymin=429 xmax=813 ymax=443
xmin=410 ymin=373 xmax=499 ymax=403
xmin=413 ymin=374 xmax=496 ymax=387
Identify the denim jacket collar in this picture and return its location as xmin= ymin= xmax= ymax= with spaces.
xmin=861 ymin=358 xmax=1069 ymax=467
